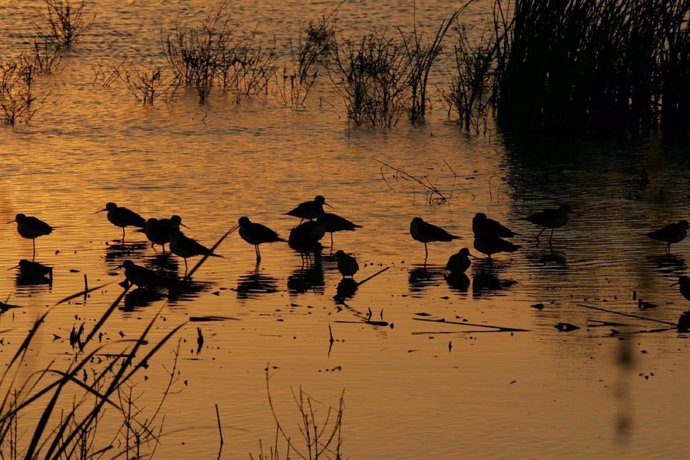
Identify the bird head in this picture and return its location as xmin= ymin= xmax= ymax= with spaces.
xmin=238 ymin=216 xmax=250 ymax=226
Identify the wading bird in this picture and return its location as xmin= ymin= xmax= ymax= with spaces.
xmin=287 ymin=195 xmax=331 ymax=222
xmin=121 ymin=260 xmax=165 ymax=288
xmin=672 ymin=275 xmax=690 ymax=301
xmin=169 ymin=230 xmax=221 ymax=277
xmin=410 ymin=217 xmax=460 ymax=261
xmin=99 ymin=202 xmax=146 ymax=241
xmin=473 ymin=233 xmax=521 ymax=260
xmin=237 ymin=216 xmax=285 ymax=262
xmin=446 ymin=248 xmax=473 ymax=274
xmin=13 ymin=213 xmax=53 ymax=260
xmin=144 ymin=215 xmax=187 ymax=254
xmin=647 ymin=220 xmax=689 ymax=254
xmin=335 ymin=250 xmax=359 ymax=278
xmin=317 ymin=212 xmax=361 ymax=249
xmin=288 ymin=220 xmax=326 ymax=253
xmin=524 ymin=205 xmax=572 ymax=247
xmin=472 ymin=213 xmax=516 ymax=238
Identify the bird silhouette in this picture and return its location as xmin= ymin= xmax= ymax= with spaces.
xmin=410 ymin=217 xmax=460 ymax=261
xmin=334 ymin=250 xmax=359 ymax=278
xmin=647 ymin=220 xmax=689 ymax=254
xmin=100 ymin=202 xmax=146 ymax=241
xmin=238 ymin=216 xmax=285 ymax=262
xmin=524 ymin=205 xmax=572 ymax=247
xmin=13 ymin=213 xmax=53 ymax=260
xmin=317 ymin=212 xmax=361 ymax=249
xmin=287 ymin=195 xmax=331 ymax=222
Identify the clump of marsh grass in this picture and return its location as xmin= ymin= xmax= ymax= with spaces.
xmin=331 ymin=32 xmax=410 ymax=127
xmin=251 ymin=367 xmax=345 ymax=460
xmin=442 ymin=23 xmax=497 ymax=133
xmin=0 ymin=60 xmax=39 ymax=126
xmin=163 ymin=2 xmax=277 ymax=104
xmin=493 ymin=0 xmax=690 ymax=137
xmin=40 ymin=0 xmax=93 ymax=49
xmin=0 ymin=287 xmax=184 ymax=458
xmin=278 ymin=12 xmax=338 ymax=107
xmin=116 ymin=61 xmax=176 ymax=105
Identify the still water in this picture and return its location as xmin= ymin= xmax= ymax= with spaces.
xmin=0 ymin=1 xmax=688 ymax=458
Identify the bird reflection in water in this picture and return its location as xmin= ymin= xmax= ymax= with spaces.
xmin=236 ymin=267 xmax=279 ymax=300
xmin=471 ymin=258 xmax=517 ymax=298
xmin=648 ymin=253 xmax=686 ymax=276
xmin=104 ymin=240 xmax=148 ymax=267
xmin=10 ymin=259 xmax=53 ymax=287
xmin=408 ymin=265 xmax=445 ymax=294
xmin=445 ymin=272 xmax=470 ymax=293
xmin=334 ymin=278 xmax=359 ymax=303
xmin=288 ymin=262 xmax=325 ymax=296
xmin=123 ymin=287 xmax=166 ymax=311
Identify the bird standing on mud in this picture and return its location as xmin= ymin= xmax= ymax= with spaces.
xmin=646 ymin=220 xmax=688 ymax=254
xmin=409 ymin=217 xmax=460 ymax=261
xmin=237 ymin=216 xmax=285 ymax=262
xmin=524 ymin=204 xmax=572 ymax=247
xmin=287 ymin=195 xmax=331 ymax=222
xmin=13 ymin=213 xmax=53 ymax=260
xmin=99 ymin=202 xmax=146 ymax=241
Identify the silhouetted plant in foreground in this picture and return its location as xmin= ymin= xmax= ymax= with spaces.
xmin=116 ymin=61 xmax=176 ymax=105
xmin=0 ymin=289 xmax=184 ymax=458
xmin=252 ymin=367 xmax=344 ymax=460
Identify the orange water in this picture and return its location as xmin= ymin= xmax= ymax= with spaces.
xmin=0 ymin=1 xmax=688 ymax=458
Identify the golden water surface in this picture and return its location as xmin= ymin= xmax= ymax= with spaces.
xmin=0 ymin=1 xmax=688 ymax=458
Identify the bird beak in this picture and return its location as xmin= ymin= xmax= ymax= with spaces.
xmin=95 ymin=209 xmax=105 ymax=214
xmin=5 ymin=220 xmax=14 ymax=224
xmin=324 ymin=202 xmax=335 ymax=209
xmin=468 ymin=253 xmax=478 ymax=259
xmin=7 ymin=265 xmax=19 ymax=271
xmin=229 ymin=223 xmax=240 ymax=234
xmin=671 ymin=281 xmax=680 ymax=286
xmin=181 ymin=223 xmax=190 ymax=229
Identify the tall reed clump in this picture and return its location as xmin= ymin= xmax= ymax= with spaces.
xmin=331 ymin=32 xmax=410 ymax=127
xmin=0 ymin=289 xmax=184 ymax=458
xmin=493 ymin=0 xmax=690 ymax=137
xmin=0 ymin=60 xmax=38 ymax=126
xmin=164 ymin=2 xmax=277 ymax=104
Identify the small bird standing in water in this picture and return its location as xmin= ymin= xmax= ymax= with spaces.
xmin=169 ymin=230 xmax=222 ymax=277
xmin=144 ymin=215 xmax=186 ymax=254
xmin=237 ymin=216 xmax=285 ymax=262
xmin=473 ymin=233 xmax=521 ymax=260
xmin=335 ymin=250 xmax=359 ymax=278
xmin=524 ymin=204 xmax=572 ymax=247
xmin=13 ymin=213 xmax=53 ymax=260
xmin=317 ymin=212 xmax=361 ymax=249
xmin=472 ymin=213 xmax=516 ymax=238
xmin=99 ymin=202 xmax=146 ymax=241
xmin=446 ymin=248 xmax=473 ymax=274
xmin=287 ymin=195 xmax=331 ymax=222
xmin=672 ymin=275 xmax=690 ymax=301
xmin=410 ymin=217 xmax=460 ymax=261
xmin=121 ymin=260 xmax=165 ymax=288
xmin=647 ymin=220 xmax=689 ymax=254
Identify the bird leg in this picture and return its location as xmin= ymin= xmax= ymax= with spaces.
xmin=121 ymin=227 xmax=126 ymax=243
xmin=183 ymin=258 xmax=189 ymax=278
xmin=32 ymin=239 xmax=36 ymax=261
xmin=535 ymin=228 xmax=545 ymax=247
xmin=548 ymin=229 xmax=555 ymax=248
xmin=424 ymin=243 xmax=429 ymax=264
xmin=255 ymin=245 xmax=262 ymax=262
xmin=330 ymin=233 xmax=334 ymax=253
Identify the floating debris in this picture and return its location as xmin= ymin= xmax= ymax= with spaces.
xmin=555 ymin=322 xmax=580 ymax=332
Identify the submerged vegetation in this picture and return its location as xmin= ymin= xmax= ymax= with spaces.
xmin=2 ymin=0 xmax=690 ymax=135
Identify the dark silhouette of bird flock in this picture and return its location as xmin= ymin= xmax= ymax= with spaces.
xmin=7 ymin=197 xmax=690 ymax=328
